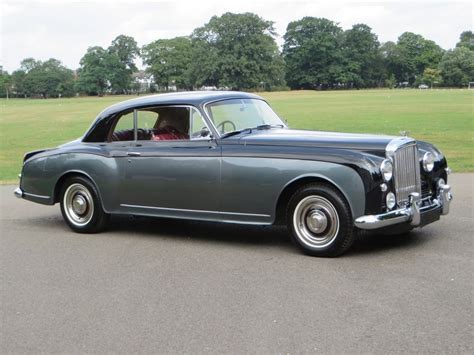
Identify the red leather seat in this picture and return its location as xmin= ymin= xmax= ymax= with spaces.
xmin=151 ymin=126 xmax=188 ymax=141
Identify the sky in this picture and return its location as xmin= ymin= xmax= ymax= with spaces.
xmin=1 ymin=0 xmax=472 ymax=72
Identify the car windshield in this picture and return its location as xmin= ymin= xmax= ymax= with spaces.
xmin=206 ymin=98 xmax=285 ymax=136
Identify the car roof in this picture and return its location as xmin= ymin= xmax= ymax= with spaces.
xmin=97 ymin=91 xmax=263 ymax=118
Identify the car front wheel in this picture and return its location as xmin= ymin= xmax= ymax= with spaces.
xmin=60 ymin=176 xmax=109 ymax=233
xmin=287 ymin=183 xmax=354 ymax=257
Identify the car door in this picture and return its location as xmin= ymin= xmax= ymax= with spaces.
xmin=120 ymin=105 xmax=221 ymax=220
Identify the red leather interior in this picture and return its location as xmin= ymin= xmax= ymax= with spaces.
xmin=151 ymin=126 xmax=188 ymax=141
xmin=111 ymin=126 xmax=188 ymax=142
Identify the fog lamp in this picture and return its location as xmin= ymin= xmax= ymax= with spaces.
xmin=386 ymin=192 xmax=396 ymax=210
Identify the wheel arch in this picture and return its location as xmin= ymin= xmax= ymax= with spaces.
xmin=54 ymin=170 xmax=105 ymax=210
xmin=274 ymin=174 xmax=359 ymax=225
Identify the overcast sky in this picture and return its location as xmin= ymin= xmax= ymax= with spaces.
xmin=1 ymin=0 xmax=472 ymax=72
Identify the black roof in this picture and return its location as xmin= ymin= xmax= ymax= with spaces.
xmin=97 ymin=91 xmax=262 ymax=118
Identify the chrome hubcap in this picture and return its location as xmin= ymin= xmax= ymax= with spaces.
xmin=306 ymin=210 xmax=328 ymax=234
xmin=293 ymin=195 xmax=340 ymax=248
xmin=72 ymin=195 xmax=87 ymax=215
xmin=63 ymin=183 xmax=94 ymax=227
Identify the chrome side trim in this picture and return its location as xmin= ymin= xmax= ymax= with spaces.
xmin=14 ymin=187 xmax=23 ymax=198
xmin=120 ymin=204 xmax=271 ymax=218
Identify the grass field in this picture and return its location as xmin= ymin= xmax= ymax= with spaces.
xmin=0 ymin=89 xmax=472 ymax=182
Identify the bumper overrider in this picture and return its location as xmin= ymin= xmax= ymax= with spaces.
xmin=354 ymin=183 xmax=452 ymax=230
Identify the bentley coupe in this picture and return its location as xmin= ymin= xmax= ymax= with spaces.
xmin=14 ymin=91 xmax=452 ymax=256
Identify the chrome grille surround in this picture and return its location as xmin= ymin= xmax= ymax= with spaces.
xmin=386 ymin=137 xmax=421 ymax=207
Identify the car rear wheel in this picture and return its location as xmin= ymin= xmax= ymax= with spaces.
xmin=60 ymin=176 xmax=109 ymax=233
xmin=287 ymin=183 xmax=354 ymax=257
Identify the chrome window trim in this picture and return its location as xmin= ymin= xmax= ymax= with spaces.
xmin=202 ymin=98 xmax=287 ymax=139
xmin=120 ymin=203 xmax=270 ymax=218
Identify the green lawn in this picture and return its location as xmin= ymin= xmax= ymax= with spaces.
xmin=1 ymin=89 xmax=472 ymax=182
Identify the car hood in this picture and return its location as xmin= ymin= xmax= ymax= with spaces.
xmin=237 ymin=129 xmax=397 ymax=152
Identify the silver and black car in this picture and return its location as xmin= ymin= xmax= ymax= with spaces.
xmin=15 ymin=91 xmax=452 ymax=256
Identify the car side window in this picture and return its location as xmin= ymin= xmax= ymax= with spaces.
xmin=190 ymin=109 xmax=211 ymax=139
xmin=111 ymin=111 xmax=134 ymax=142
xmin=137 ymin=107 xmax=190 ymax=141
xmin=110 ymin=106 xmax=212 ymax=142
xmin=135 ymin=110 xmax=158 ymax=141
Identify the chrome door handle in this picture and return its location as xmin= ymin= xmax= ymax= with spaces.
xmin=127 ymin=152 xmax=141 ymax=157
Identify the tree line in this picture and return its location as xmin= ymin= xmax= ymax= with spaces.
xmin=1 ymin=13 xmax=473 ymax=98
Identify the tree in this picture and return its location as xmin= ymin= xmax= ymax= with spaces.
xmin=10 ymin=58 xmax=75 ymax=98
xmin=109 ymin=35 xmax=140 ymax=72
xmin=76 ymin=46 xmax=109 ymax=95
xmin=456 ymin=31 xmax=474 ymax=51
xmin=189 ymin=12 xmax=285 ymax=90
xmin=108 ymin=35 xmax=140 ymax=93
xmin=20 ymin=58 xmax=40 ymax=72
xmin=383 ymin=32 xmax=444 ymax=84
xmin=0 ymin=67 xmax=11 ymax=98
xmin=385 ymin=73 xmax=396 ymax=89
xmin=380 ymin=41 xmax=398 ymax=86
xmin=10 ymin=70 xmax=27 ymax=97
xmin=283 ymin=17 xmax=345 ymax=89
xmin=142 ymin=37 xmax=193 ymax=90
xmin=421 ymin=68 xmax=441 ymax=88
xmin=439 ymin=47 xmax=474 ymax=87
xmin=104 ymin=52 xmax=131 ymax=94
xmin=342 ymin=24 xmax=383 ymax=88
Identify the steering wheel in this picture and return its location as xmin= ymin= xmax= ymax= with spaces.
xmin=216 ymin=120 xmax=236 ymax=134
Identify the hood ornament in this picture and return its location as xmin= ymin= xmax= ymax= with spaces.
xmin=399 ymin=130 xmax=410 ymax=137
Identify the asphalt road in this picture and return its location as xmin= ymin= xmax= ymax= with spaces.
xmin=1 ymin=174 xmax=472 ymax=353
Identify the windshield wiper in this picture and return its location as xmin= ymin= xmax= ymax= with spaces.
xmin=253 ymin=124 xmax=285 ymax=130
xmin=220 ymin=128 xmax=252 ymax=139
xmin=220 ymin=124 xmax=285 ymax=139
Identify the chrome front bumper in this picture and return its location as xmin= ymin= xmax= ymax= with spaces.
xmin=14 ymin=187 xmax=23 ymax=198
xmin=354 ymin=183 xmax=452 ymax=230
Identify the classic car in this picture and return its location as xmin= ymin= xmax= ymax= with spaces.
xmin=14 ymin=91 xmax=452 ymax=256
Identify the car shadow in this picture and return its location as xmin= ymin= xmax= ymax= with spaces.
xmin=347 ymin=229 xmax=430 ymax=256
xmin=25 ymin=213 xmax=431 ymax=256
xmin=108 ymin=214 xmax=293 ymax=247
xmin=107 ymin=215 xmax=429 ymax=256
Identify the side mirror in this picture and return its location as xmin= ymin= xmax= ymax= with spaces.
xmin=200 ymin=127 xmax=211 ymax=138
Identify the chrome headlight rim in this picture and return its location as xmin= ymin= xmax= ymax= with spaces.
xmin=423 ymin=152 xmax=435 ymax=172
xmin=380 ymin=158 xmax=393 ymax=182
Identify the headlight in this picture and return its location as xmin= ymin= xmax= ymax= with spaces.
xmin=423 ymin=152 xmax=435 ymax=172
xmin=386 ymin=192 xmax=396 ymax=210
xmin=380 ymin=159 xmax=393 ymax=181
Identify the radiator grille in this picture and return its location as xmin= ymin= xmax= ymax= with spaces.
xmin=393 ymin=143 xmax=421 ymax=206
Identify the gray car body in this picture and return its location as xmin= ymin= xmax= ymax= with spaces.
xmin=18 ymin=91 xmax=447 ymax=226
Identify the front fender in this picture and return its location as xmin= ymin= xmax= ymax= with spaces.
xmin=279 ymin=163 xmax=366 ymax=219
